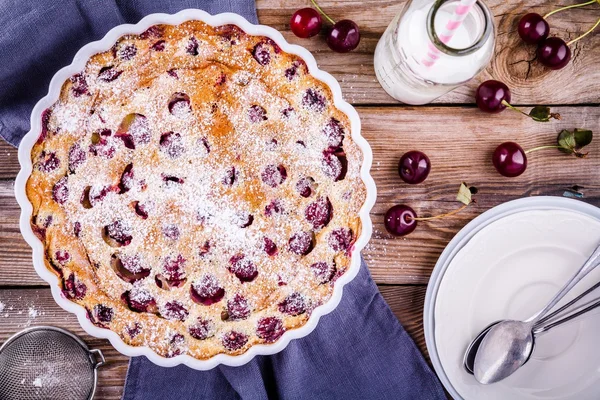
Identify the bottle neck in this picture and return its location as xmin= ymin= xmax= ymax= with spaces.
xmin=426 ymin=0 xmax=493 ymax=56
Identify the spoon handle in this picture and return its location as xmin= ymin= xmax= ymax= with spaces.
xmin=526 ymin=242 xmax=600 ymax=324
xmin=534 ymin=280 xmax=600 ymax=327
xmin=533 ymin=297 xmax=600 ymax=334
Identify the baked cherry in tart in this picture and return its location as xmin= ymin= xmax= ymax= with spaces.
xmin=26 ymin=21 xmax=365 ymax=360
xmin=63 ymin=273 xmax=87 ymax=300
xmin=279 ymin=293 xmax=307 ymax=316
xmin=256 ymin=317 xmax=285 ymax=343
xmin=190 ymin=274 xmax=225 ymax=305
xmin=189 ymin=318 xmax=215 ymax=340
xmin=310 ymin=261 xmax=336 ymax=284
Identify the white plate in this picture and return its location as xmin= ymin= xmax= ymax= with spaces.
xmin=14 ymin=9 xmax=376 ymax=370
xmin=424 ymin=197 xmax=600 ymax=399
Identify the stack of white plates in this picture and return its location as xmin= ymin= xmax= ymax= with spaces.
xmin=424 ymin=197 xmax=600 ymax=400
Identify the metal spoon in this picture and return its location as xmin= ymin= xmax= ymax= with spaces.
xmin=473 ymin=242 xmax=600 ymax=384
xmin=463 ymin=322 xmax=499 ymax=375
xmin=512 ymin=296 xmax=600 ymax=372
xmin=463 ymin=279 xmax=600 ymax=374
xmin=533 ymin=296 xmax=600 ymax=335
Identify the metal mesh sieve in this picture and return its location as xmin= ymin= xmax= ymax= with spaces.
xmin=0 ymin=326 xmax=104 ymax=400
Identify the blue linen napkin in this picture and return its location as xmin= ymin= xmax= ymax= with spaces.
xmin=0 ymin=1 xmax=445 ymax=398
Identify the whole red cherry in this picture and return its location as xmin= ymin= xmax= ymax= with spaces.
xmin=290 ymin=8 xmax=322 ymax=39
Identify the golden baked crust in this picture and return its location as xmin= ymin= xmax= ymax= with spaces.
xmin=26 ymin=21 xmax=366 ymax=359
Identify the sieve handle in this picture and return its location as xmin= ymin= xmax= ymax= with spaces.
xmin=89 ymin=348 xmax=105 ymax=368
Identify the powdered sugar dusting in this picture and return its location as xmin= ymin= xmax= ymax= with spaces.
xmin=28 ymin=20 xmax=366 ymax=360
xmin=28 ymin=307 xmax=39 ymax=319
xmin=31 ymin=369 xmax=60 ymax=389
xmin=129 ymin=285 xmax=154 ymax=304
xmin=0 ymin=298 xmax=48 ymax=325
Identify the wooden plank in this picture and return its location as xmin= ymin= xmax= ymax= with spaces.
xmin=255 ymin=0 xmax=600 ymax=105
xmin=0 ymin=141 xmax=19 ymax=179
xmin=362 ymin=105 xmax=600 ymax=283
xmin=0 ymin=285 xmax=427 ymax=400
xmin=1 ymin=106 xmax=599 ymax=285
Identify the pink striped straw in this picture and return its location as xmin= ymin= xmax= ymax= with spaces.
xmin=421 ymin=0 xmax=477 ymax=67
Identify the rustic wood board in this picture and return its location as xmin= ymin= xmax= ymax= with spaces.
xmin=0 ymin=285 xmax=426 ymax=400
xmin=1 ymin=2 xmax=599 ymax=399
xmin=0 ymin=142 xmax=17 ymax=179
xmin=256 ymin=0 xmax=600 ymax=105
xmin=1 ymin=106 xmax=598 ymax=285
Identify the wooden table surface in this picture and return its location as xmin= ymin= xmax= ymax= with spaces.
xmin=0 ymin=1 xmax=598 ymax=398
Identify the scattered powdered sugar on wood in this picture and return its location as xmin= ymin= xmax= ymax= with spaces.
xmin=28 ymin=307 xmax=39 ymax=319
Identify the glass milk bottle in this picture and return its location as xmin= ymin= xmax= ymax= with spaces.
xmin=374 ymin=0 xmax=495 ymax=105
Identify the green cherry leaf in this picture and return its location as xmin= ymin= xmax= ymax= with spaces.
xmin=557 ymin=129 xmax=577 ymax=154
xmin=456 ymin=182 xmax=473 ymax=206
xmin=573 ymin=129 xmax=593 ymax=148
xmin=557 ymin=129 xmax=593 ymax=156
xmin=529 ymin=106 xmax=551 ymax=122
xmin=528 ymin=106 xmax=561 ymax=122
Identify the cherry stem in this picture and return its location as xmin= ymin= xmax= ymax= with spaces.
xmin=544 ymin=0 xmax=597 ymax=19
xmin=525 ymin=145 xmax=562 ymax=154
xmin=567 ymin=17 xmax=600 ymax=46
xmin=501 ymin=100 xmax=539 ymax=120
xmin=500 ymin=100 xmax=559 ymax=121
xmin=411 ymin=203 xmax=470 ymax=221
xmin=501 ymin=100 xmax=530 ymax=118
xmin=310 ymin=0 xmax=336 ymax=25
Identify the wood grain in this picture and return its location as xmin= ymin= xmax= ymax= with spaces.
xmin=0 ymin=3 xmax=597 ymax=399
xmin=0 ymin=141 xmax=18 ymax=179
xmin=362 ymin=105 xmax=600 ymax=283
xmin=255 ymin=0 xmax=600 ymax=105
xmin=1 ymin=106 xmax=598 ymax=285
xmin=0 ymin=285 xmax=427 ymax=400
